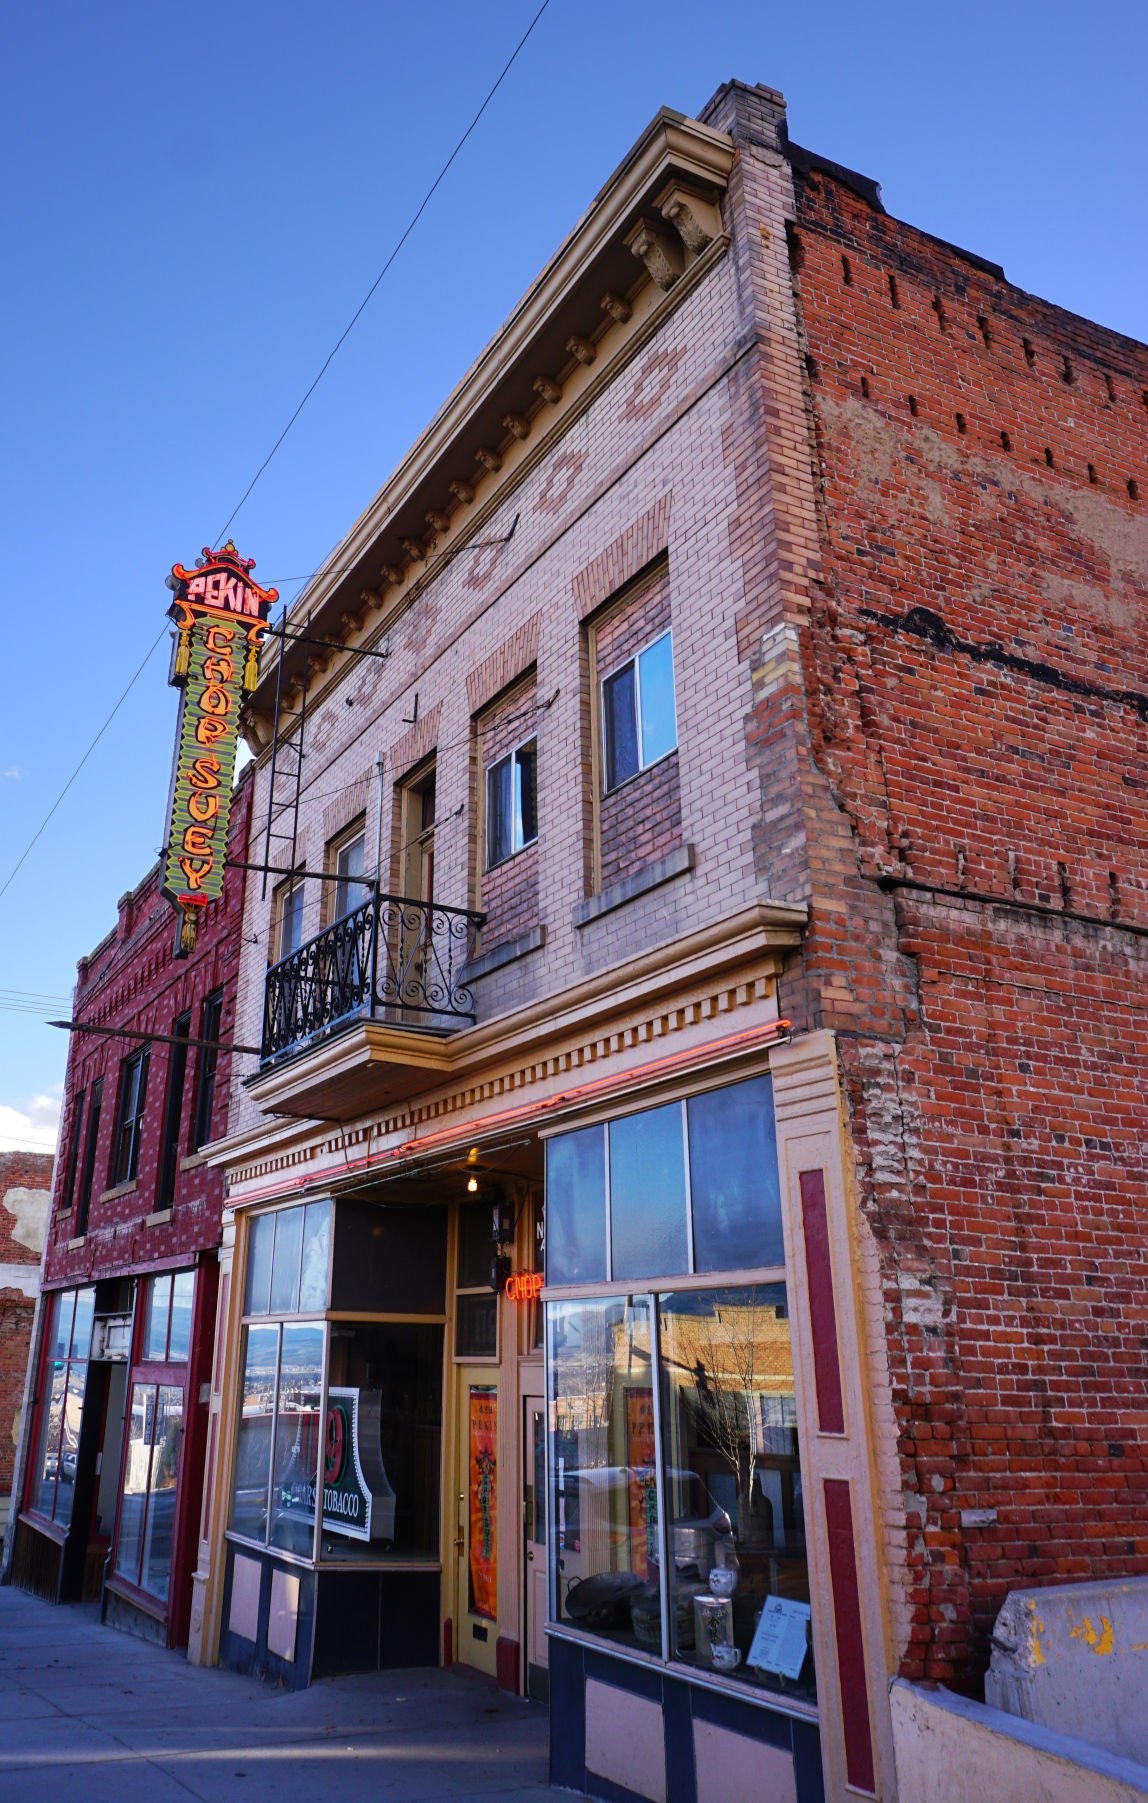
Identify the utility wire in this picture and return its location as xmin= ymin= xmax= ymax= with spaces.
xmin=0 ymin=626 xmax=168 ymax=906
xmin=214 ymin=0 xmax=553 ymax=546
xmin=0 ymin=0 xmax=554 ymax=912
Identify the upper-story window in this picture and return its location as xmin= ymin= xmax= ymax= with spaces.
xmin=332 ymin=824 xmax=367 ymax=921
xmin=277 ymin=880 xmax=306 ymax=960
xmin=486 ymin=739 xmax=538 ymax=869
xmin=111 ymin=1046 xmax=149 ymax=1186
xmin=601 ymin=630 xmax=677 ymax=793
xmin=157 ymin=1013 xmax=191 ymax=1208
xmin=192 ymin=990 xmax=223 ymax=1151
xmin=75 ymin=1076 xmax=103 ymax=1236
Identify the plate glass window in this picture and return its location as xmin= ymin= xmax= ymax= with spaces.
xmin=602 ymin=632 xmax=676 ymax=793
xmin=486 ymin=740 xmax=537 ymax=869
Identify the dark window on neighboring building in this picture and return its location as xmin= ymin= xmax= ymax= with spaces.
xmin=601 ymin=631 xmax=676 ymax=792
xmin=156 ymin=1014 xmax=191 ymax=1209
xmin=59 ymin=1090 xmax=85 ymax=1218
xmin=192 ymin=991 xmax=223 ymax=1150
xmin=111 ymin=1047 xmax=150 ymax=1186
xmin=486 ymin=739 xmax=538 ymax=869
xmin=75 ymin=1077 xmax=103 ymax=1237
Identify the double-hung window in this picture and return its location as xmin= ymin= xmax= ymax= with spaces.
xmin=278 ymin=881 xmax=306 ymax=960
xmin=111 ymin=1047 xmax=149 ymax=1186
xmin=192 ymin=990 xmax=222 ymax=1151
xmin=601 ymin=631 xmax=676 ymax=793
xmin=333 ymin=828 xmax=367 ymax=921
xmin=486 ymin=739 xmax=538 ymax=869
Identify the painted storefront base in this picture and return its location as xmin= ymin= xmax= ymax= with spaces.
xmin=549 ymin=1633 xmax=824 ymax=1803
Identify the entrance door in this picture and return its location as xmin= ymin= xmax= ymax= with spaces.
xmin=523 ymin=1388 xmax=549 ymax=1701
xmin=454 ymin=1368 xmax=499 ymax=1677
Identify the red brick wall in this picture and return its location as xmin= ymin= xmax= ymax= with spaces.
xmin=42 ymin=774 xmax=253 ymax=1290
xmin=779 ymin=161 xmax=1148 ymax=1687
xmin=593 ymin=561 xmax=682 ymax=890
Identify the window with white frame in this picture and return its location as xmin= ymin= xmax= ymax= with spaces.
xmin=277 ymin=879 xmax=306 ymax=960
xmin=601 ymin=631 xmax=676 ymax=793
xmin=486 ymin=739 xmax=537 ymax=869
xmin=331 ymin=824 xmax=367 ymax=922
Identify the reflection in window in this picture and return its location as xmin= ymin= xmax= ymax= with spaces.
xmin=602 ymin=631 xmax=677 ymax=793
xmin=549 ymin=1297 xmax=659 ymax=1653
xmin=548 ymin=1287 xmax=814 ymax=1699
xmin=610 ymin=1103 xmax=688 ymax=1281
xmin=269 ymin=1324 xmax=324 ymax=1556
xmin=545 ymin=1127 xmax=606 ymax=1287
xmin=117 ymin=1383 xmax=185 ymax=1599
xmin=245 ymin=1202 xmax=331 ymax=1317
xmin=31 ymin=1288 xmax=94 ymax=1525
xmin=230 ymin=1324 xmax=279 ymax=1542
xmin=546 ymin=1075 xmax=783 ymax=1283
xmin=144 ymin=1274 xmax=172 ymax=1360
xmin=688 ymin=1077 xmax=784 ymax=1271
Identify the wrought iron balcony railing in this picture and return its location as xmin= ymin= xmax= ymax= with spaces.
xmin=261 ymin=892 xmax=484 ymax=1066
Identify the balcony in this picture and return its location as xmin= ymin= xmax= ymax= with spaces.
xmin=256 ymin=895 xmax=484 ymax=1113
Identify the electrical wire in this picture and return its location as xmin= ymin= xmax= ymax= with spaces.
xmin=213 ymin=0 xmax=553 ymax=547
xmin=0 ymin=1 xmax=554 ymax=914
xmin=0 ymin=626 xmax=169 ymax=907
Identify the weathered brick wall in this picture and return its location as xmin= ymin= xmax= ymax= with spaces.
xmin=783 ymin=154 xmax=1148 ymax=1687
xmin=0 ymin=1152 xmax=51 ymax=1500
xmin=43 ymin=774 xmax=252 ymax=1290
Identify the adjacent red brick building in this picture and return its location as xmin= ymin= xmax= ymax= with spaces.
xmin=7 ymin=772 xmax=252 ymax=1646
xmin=702 ymin=81 xmax=1148 ymax=1694
xmin=0 ymin=1151 xmax=52 ymax=1547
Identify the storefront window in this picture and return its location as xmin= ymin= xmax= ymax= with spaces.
xmin=549 ymin=1287 xmax=812 ymax=1697
xmin=269 ymin=1323 xmax=324 ymax=1557
xmin=550 ymin=1296 xmax=659 ymax=1653
xmin=230 ymin=1323 xmax=279 ymax=1542
xmin=30 ymin=1288 xmax=95 ymax=1526
xmin=245 ymin=1200 xmax=332 ymax=1316
xmin=115 ymin=1383 xmax=185 ymax=1598
xmin=321 ymin=1322 xmax=443 ymax=1561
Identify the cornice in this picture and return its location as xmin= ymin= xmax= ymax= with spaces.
xmin=244 ymin=109 xmax=735 ymax=740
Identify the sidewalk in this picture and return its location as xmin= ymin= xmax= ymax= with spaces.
xmin=0 ymin=1586 xmax=561 ymax=1802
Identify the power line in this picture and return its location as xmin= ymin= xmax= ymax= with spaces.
xmin=213 ymin=0 xmax=554 ymax=546
xmin=0 ymin=626 xmax=169 ymax=907
xmin=0 ymin=4 xmax=554 ymax=915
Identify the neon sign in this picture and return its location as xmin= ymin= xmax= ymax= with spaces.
xmin=161 ymin=542 xmax=277 ymax=953
xmin=505 ymin=1270 xmax=543 ymax=1303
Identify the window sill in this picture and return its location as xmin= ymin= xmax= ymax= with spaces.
xmin=98 ymin=1179 xmax=138 ymax=1204
xmin=461 ymin=924 xmax=546 ymax=984
xmin=67 ymin=1235 xmax=86 ymax=1251
xmin=143 ymin=1209 xmax=173 ymax=1228
xmin=179 ymin=1151 xmax=208 ymax=1173
xmin=573 ymin=843 xmax=695 ymax=929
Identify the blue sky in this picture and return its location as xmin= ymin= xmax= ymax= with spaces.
xmin=2 ymin=0 xmax=1144 ymax=1155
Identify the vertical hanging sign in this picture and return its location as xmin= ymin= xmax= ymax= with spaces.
xmin=161 ymin=542 xmax=277 ymax=954
xmin=468 ymin=1386 xmax=498 ymax=1620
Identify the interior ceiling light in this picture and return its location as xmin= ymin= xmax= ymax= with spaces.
xmin=467 ymin=1175 xmax=479 ymax=1193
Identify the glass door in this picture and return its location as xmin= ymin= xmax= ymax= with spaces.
xmin=523 ymin=1388 xmax=548 ymax=1700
